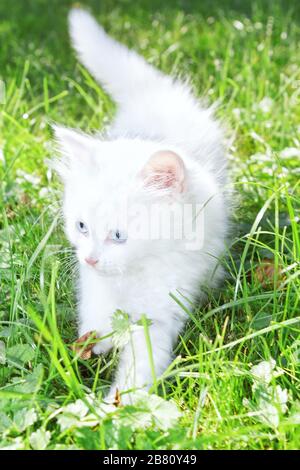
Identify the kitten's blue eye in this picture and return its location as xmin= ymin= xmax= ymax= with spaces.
xmin=110 ymin=229 xmax=127 ymax=243
xmin=76 ymin=221 xmax=88 ymax=235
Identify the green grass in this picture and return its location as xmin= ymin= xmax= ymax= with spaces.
xmin=0 ymin=0 xmax=299 ymax=450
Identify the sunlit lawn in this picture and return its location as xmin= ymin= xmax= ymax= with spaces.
xmin=0 ymin=0 xmax=299 ymax=449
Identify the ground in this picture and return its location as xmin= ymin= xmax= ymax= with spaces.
xmin=0 ymin=0 xmax=299 ymax=450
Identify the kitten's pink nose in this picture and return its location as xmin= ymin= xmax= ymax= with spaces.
xmin=85 ymin=257 xmax=99 ymax=266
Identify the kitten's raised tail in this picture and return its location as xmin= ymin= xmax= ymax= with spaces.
xmin=68 ymin=8 xmax=160 ymax=104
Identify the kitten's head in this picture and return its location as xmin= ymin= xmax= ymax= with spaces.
xmin=53 ymin=126 xmax=214 ymax=275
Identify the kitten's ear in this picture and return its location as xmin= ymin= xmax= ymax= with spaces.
xmin=53 ymin=125 xmax=94 ymax=161
xmin=141 ymin=150 xmax=186 ymax=193
xmin=52 ymin=125 xmax=95 ymax=179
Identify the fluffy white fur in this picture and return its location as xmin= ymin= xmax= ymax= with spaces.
xmin=53 ymin=8 xmax=229 ymax=402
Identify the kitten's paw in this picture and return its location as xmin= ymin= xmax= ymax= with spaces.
xmin=78 ymin=325 xmax=113 ymax=356
xmin=73 ymin=330 xmax=113 ymax=358
xmin=92 ymin=338 xmax=113 ymax=355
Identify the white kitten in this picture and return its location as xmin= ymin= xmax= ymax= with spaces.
xmin=53 ymin=8 xmax=229 ymax=402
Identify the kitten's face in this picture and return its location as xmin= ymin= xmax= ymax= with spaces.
xmin=54 ymin=127 xmax=188 ymax=275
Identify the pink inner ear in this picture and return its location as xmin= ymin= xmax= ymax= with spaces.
xmin=141 ymin=150 xmax=186 ymax=193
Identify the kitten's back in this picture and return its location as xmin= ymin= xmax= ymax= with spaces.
xmin=69 ymin=8 xmax=225 ymax=171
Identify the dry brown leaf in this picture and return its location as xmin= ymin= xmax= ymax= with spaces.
xmin=19 ymin=192 xmax=31 ymax=206
xmin=255 ymin=258 xmax=283 ymax=288
xmin=6 ymin=206 xmax=16 ymax=220
xmin=113 ymin=388 xmax=122 ymax=407
xmin=71 ymin=331 xmax=97 ymax=360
